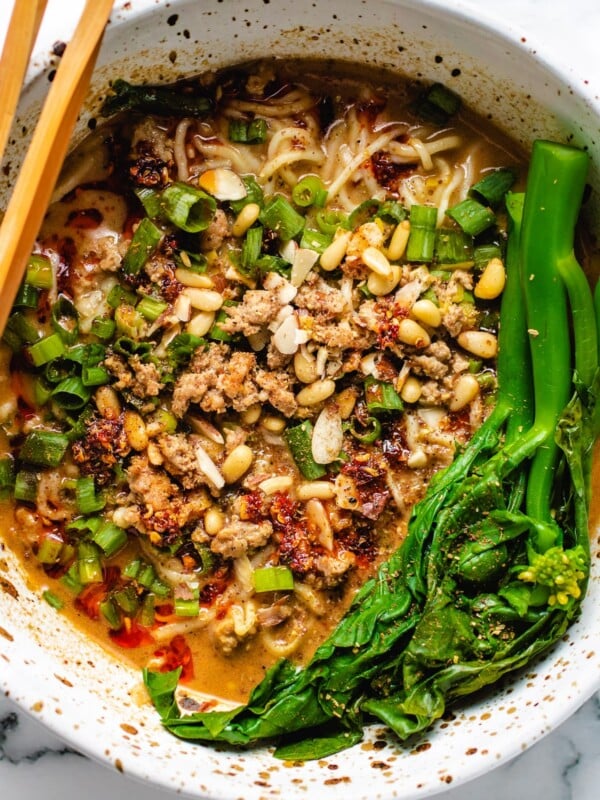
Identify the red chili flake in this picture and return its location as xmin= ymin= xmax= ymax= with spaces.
xmin=151 ymin=634 xmax=194 ymax=682
xmin=75 ymin=566 xmax=120 ymax=620
xmin=199 ymin=574 xmax=229 ymax=606
xmin=371 ymin=151 xmax=414 ymax=194
xmin=240 ymin=490 xmax=266 ymax=522
xmin=341 ymin=457 xmax=390 ymax=520
xmin=355 ymin=95 xmax=387 ymax=126
xmin=110 ymin=619 xmax=154 ymax=649
xmin=66 ymin=208 xmax=103 ymax=229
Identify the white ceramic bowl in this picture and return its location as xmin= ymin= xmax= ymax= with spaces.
xmin=1 ymin=2 xmax=600 ymax=798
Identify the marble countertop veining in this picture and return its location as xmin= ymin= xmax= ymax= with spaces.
xmin=2 ymin=0 xmax=600 ymax=798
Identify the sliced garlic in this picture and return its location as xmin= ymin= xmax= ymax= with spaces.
xmin=311 ymin=404 xmax=343 ymax=464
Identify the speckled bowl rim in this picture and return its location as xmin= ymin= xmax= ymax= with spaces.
xmin=1 ymin=1 xmax=600 ymax=799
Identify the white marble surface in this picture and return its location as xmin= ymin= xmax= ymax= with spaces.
xmin=2 ymin=0 xmax=600 ymax=798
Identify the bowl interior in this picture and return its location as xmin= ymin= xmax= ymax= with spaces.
xmin=1 ymin=2 xmax=600 ymax=798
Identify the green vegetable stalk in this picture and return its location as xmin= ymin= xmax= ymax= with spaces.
xmin=144 ymin=140 xmax=599 ymax=759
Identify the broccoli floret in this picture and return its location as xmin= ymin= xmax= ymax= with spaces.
xmin=517 ymin=545 xmax=587 ymax=607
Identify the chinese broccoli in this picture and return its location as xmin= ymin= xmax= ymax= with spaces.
xmin=144 ymin=140 xmax=599 ymax=759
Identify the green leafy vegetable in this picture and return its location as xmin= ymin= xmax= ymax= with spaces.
xmin=102 ymin=79 xmax=212 ymax=117
xmin=143 ymin=140 xmax=598 ymax=760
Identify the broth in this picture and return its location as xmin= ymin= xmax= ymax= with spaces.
xmin=1 ymin=59 xmax=572 ymax=707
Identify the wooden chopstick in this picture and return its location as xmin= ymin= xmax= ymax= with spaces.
xmin=0 ymin=0 xmax=114 ymax=334
xmin=0 ymin=0 xmax=48 ymax=161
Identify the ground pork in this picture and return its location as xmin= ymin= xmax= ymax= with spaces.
xmin=255 ymin=369 xmax=297 ymax=417
xmin=200 ymin=208 xmax=230 ymax=251
xmin=295 ymin=274 xmax=347 ymax=318
xmin=172 ymin=342 xmax=298 ymax=417
xmin=407 ymin=353 xmax=449 ymax=380
xmin=311 ymin=317 xmax=374 ymax=351
xmin=310 ymin=550 xmax=356 ymax=589
xmin=210 ymin=518 xmax=274 ymax=559
xmin=131 ymin=118 xmax=174 ymax=163
xmin=104 ymin=354 xmax=163 ymax=400
xmin=127 ymin=454 xmax=180 ymax=508
xmin=157 ymin=433 xmax=212 ymax=490
xmin=442 ymin=304 xmax=479 ymax=337
xmin=126 ymin=455 xmax=211 ymax=541
xmin=221 ymin=288 xmax=283 ymax=337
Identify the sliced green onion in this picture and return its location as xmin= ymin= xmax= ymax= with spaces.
xmin=175 ymin=249 xmax=207 ymax=274
xmin=26 ymin=254 xmax=53 ymax=289
xmin=77 ymin=541 xmax=104 ymax=584
xmin=414 ymin=82 xmax=461 ymax=123
xmin=76 ymin=477 xmax=105 ymax=514
xmin=315 ymin=208 xmax=349 ymax=235
xmin=90 ymin=317 xmax=116 ymax=341
xmin=0 ymin=457 xmax=15 ymax=492
xmin=260 ymin=195 xmax=305 ymax=240
xmin=37 ymin=534 xmax=64 ymax=564
xmin=123 ymin=558 xmax=142 ymax=579
xmin=100 ymin=598 xmax=122 ymax=629
xmin=51 ymin=295 xmax=79 ymax=344
xmin=284 ymin=420 xmax=327 ymax=480
xmin=378 ymin=200 xmax=408 ymax=223
xmin=255 ymin=255 xmax=291 ymax=276
xmin=14 ymin=470 xmax=38 ymax=503
xmin=364 ymin=376 xmax=404 ymax=416
xmin=137 ymin=295 xmax=169 ymax=321
xmin=208 ymin=308 xmax=233 ymax=342
xmin=14 ymin=282 xmax=40 ymax=309
xmin=107 ymin=284 xmax=137 ymax=309
xmin=137 ymin=562 xmax=158 ymax=589
xmin=229 ymin=118 xmax=268 ymax=143
xmin=166 ymin=333 xmax=205 ymax=365
xmin=43 ymin=590 xmax=64 ymax=610
xmin=447 ymin=198 xmax=496 ymax=236
xmin=292 ymin=176 xmax=326 ymax=208
xmin=113 ymin=336 xmax=153 ymax=360
xmin=253 ymin=565 xmax=294 ymax=593
xmin=473 ymin=243 xmax=503 ymax=269
xmin=43 ymin=356 xmax=75 ymax=385
xmin=134 ymin=186 xmax=162 ymax=219
xmin=3 ymin=312 xmax=40 ymax=350
xmin=113 ymin=585 xmax=140 ymax=615
xmin=151 ymin=577 xmax=171 ymax=597
xmin=229 ymin=175 xmax=264 ymax=214
xmin=240 ymin=225 xmax=263 ymax=274
xmin=471 ymin=168 xmax=517 ymax=207
xmin=140 ymin=593 xmax=156 ymax=626
xmin=67 ymin=515 xmax=103 ymax=536
xmin=81 ymin=365 xmax=110 ymax=387
xmin=91 ymin=520 xmax=127 ymax=557
xmin=61 ymin=563 xmax=84 ymax=595
xmin=434 ymin=227 xmax=474 ymax=264
xmin=349 ymin=415 xmax=382 ymax=444
xmin=174 ymin=596 xmax=200 ymax=617
xmin=299 ymin=227 xmax=331 ymax=254
xmin=27 ymin=333 xmax=66 ymax=367
xmin=159 ymin=182 xmax=216 ymax=233
xmin=114 ymin=303 xmax=145 ymax=338
xmin=151 ymin=408 xmax=178 ymax=434
xmin=349 ymin=199 xmax=382 ymax=229
xmin=20 ymin=430 xmax=70 ymax=468
xmin=406 ymin=204 xmax=437 ymax=262
xmin=122 ymin=217 xmax=163 ymax=275
xmin=50 ymin=376 xmax=92 ymax=410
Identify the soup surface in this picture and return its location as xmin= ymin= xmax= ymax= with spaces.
xmin=1 ymin=60 xmax=530 ymax=703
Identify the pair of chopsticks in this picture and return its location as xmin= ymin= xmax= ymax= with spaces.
xmin=0 ymin=0 xmax=114 ymax=333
